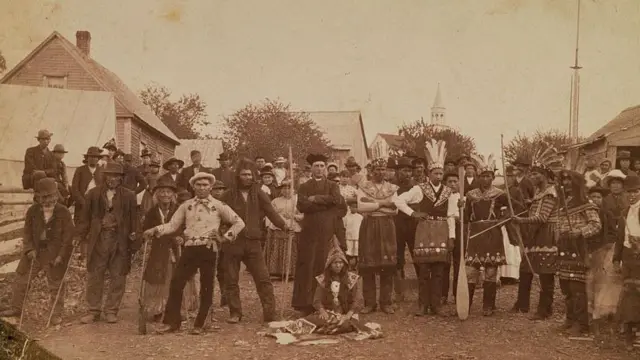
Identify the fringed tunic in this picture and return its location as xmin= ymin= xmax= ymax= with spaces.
xmin=464 ymin=187 xmax=509 ymax=268
xmin=518 ymin=185 xmax=558 ymax=274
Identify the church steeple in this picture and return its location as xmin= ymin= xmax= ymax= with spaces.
xmin=431 ymin=83 xmax=446 ymax=126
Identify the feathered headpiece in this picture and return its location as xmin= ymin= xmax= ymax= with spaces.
xmin=424 ymin=139 xmax=447 ymax=171
xmin=470 ymin=153 xmax=497 ymax=174
xmin=531 ymin=143 xmax=564 ymax=178
xmin=370 ymin=158 xmax=387 ymax=169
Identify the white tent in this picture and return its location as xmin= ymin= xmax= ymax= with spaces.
xmin=0 ymin=85 xmax=116 ymax=187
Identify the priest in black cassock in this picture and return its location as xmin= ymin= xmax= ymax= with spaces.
xmin=292 ymin=153 xmax=347 ymax=315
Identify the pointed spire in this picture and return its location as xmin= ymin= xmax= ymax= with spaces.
xmin=432 ymin=83 xmax=444 ymax=108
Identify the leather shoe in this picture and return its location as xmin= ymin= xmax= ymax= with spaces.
xmin=80 ymin=313 xmax=100 ymax=324
xmin=226 ymin=315 xmax=241 ymax=324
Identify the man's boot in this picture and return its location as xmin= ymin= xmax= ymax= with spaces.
xmin=394 ymin=272 xmax=405 ymax=303
xmin=482 ymin=282 xmax=496 ymax=316
xmin=468 ymin=283 xmax=476 ymax=311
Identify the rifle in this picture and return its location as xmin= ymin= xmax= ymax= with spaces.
xmin=137 ymin=234 xmax=151 ymax=335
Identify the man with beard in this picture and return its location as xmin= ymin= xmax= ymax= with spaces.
xmin=394 ymin=140 xmax=455 ymax=316
xmin=356 ymin=158 xmax=399 ymax=314
xmin=293 ymin=154 xmax=346 ymax=315
xmin=221 ymin=159 xmax=288 ymax=324
xmin=554 ymin=170 xmax=601 ymax=336
xmin=385 ymin=158 xmax=397 ymax=184
xmin=76 ymin=162 xmax=137 ymax=324
xmin=393 ymin=157 xmax=419 ymax=302
xmin=512 ymin=146 xmax=562 ymax=320
xmin=145 ymin=172 xmax=244 ymax=334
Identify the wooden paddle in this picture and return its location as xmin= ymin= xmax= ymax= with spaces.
xmin=456 ymin=166 xmax=469 ymax=320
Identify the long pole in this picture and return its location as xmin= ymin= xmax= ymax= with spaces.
xmin=280 ymin=146 xmax=295 ymax=318
xmin=569 ymin=0 xmax=582 ymax=144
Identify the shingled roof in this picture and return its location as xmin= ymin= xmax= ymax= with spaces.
xmin=585 ymin=104 xmax=640 ymax=143
xmin=377 ymin=133 xmax=405 ymax=148
xmin=0 ymin=31 xmax=179 ymax=145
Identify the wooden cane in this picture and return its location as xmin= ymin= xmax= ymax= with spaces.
xmin=46 ymin=244 xmax=78 ymax=328
xmin=18 ymin=258 xmax=36 ymax=330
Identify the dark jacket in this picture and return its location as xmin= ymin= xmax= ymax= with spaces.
xmin=158 ymin=172 xmax=180 ymax=186
xmin=142 ymin=203 xmax=181 ymax=284
xmin=122 ymin=163 xmax=147 ymax=194
xmin=76 ymin=186 xmax=137 ymax=274
xmin=17 ymin=203 xmax=75 ymax=273
xmin=71 ymin=165 xmax=104 ymax=207
xmin=22 ymin=146 xmax=57 ymax=189
xmin=212 ymin=167 xmax=236 ymax=190
xmin=222 ymin=184 xmax=285 ymax=240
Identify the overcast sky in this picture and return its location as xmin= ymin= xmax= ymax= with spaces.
xmin=1 ymin=0 xmax=639 ymax=160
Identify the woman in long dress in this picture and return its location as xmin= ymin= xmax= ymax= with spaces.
xmin=265 ymin=180 xmax=302 ymax=279
xmin=142 ymin=178 xmax=180 ymax=321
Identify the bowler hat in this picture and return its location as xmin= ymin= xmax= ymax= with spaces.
xmin=102 ymin=162 xmax=124 ymax=175
xmin=36 ymin=178 xmax=58 ymax=196
xmin=617 ymin=150 xmax=632 ymax=160
xmin=386 ymin=157 xmax=398 ymax=169
xmin=624 ymin=175 xmax=640 ymax=191
xmin=163 ymin=157 xmax=185 ymax=170
xmin=85 ymin=146 xmax=102 ymax=157
xmin=52 ymin=144 xmax=67 ymax=153
xmin=153 ymin=177 xmax=177 ymax=193
xmin=32 ymin=171 xmax=48 ymax=186
xmin=588 ymin=186 xmax=609 ymax=197
xmin=36 ymin=129 xmax=53 ymax=139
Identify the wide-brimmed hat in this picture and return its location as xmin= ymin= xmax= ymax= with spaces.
xmin=624 ymin=175 xmax=640 ymax=191
xmin=153 ymin=177 xmax=177 ymax=193
xmin=603 ymin=169 xmax=627 ymax=186
xmin=588 ymin=186 xmax=610 ymax=197
xmin=32 ymin=171 xmax=48 ymax=186
xmin=103 ymin=139 xmax=117 ymax=151
xmin=617 ymin=150 xmax=632 ymax=160
xmin=260 ymin=164 xmax=275 ymax=177
xmin=212 ymin=180 xmax=227 ymax=190
xmin=189 ymin=172 xmax=216 ymax=187
xmin=218 ymin=152 xmax=231 ymax=161
xmin=274 ymin=156 xmax=286 ymax=164
xmin=36 ymin=178 xmax=58 ymax=197
xmin=163 ymin=157 xmax=185 ymax=170
xmin=84 ymin=146 xmax=102 ymax=157
xmin=36 ymin=129 xmax=53 ymax=139
xmin=52 ymin=144 xmax=67 ymax=153
xmin=102 ymin=162 xmax=124 ymax=175
xmin=395 ymin=157 xmax=413 ymax=170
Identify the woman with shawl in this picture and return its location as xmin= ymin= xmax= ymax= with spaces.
xmin=142 ymin=177 xmax=181 ymax=321
xmin=265 ymin=180 xmax=303 ymax=279
xmin=305 ymin=241 xmax=362 ymax=335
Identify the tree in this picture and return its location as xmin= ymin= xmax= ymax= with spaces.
xmin=221 ymin=99 xmax=331 ymax=164
xmin=503 ymin=129 xmax=581 ymax=164
xmin=139 ymin=83 xmax=209 ymax=139
xmin=396 ymin=119 xmax=476 ymax=162
xmin=0 ymin=50 xmax=6 ymax=74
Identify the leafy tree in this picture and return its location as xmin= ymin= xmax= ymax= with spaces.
xmin=220 ymin=99 xmax=331 ymax=165
xmin=396 ymin=119 xmax=476 ymax=162
xmin=503 ymin=129 xmax=581 ymax=164
xmin=139 ymin=83 xmax=209 ymax=139
xmin=0 ymin=50 xmax=6 ymax=74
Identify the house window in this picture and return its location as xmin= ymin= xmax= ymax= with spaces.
xmin=43 ymin=75 xmax=67 ymax=89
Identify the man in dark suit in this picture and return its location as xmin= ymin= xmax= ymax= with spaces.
xmin=22 ymin=129 xmax=57 ymax=190
xmin=213 ymin=152 xmax=235 ymax=189
xmin=158 ymin=157 xmax=184 ymax=184
xmin=513 ymin=158 xmax=535 ymax=206
xmin=458 ymin=155 xmax=478 ymax=195
xmin=71 ymin=147 xmax=104 ymax=223
xmin=177 ymin=150 xmax=213 ymax=196
xmin=137 ymin=149 xmax=152 ymax=177
xmin=119 ymin=155 xmax=146 ymax=195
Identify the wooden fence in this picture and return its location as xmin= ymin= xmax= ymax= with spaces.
xmin=0 ymin=187 xmax=34 ymax=274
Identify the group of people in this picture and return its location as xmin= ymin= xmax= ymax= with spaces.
xmin=1 ymin=128 xmax=638 ymax=350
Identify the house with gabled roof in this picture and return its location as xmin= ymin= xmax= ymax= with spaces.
xmin=369 ymin=133 xmax=405 ymax=159
xmin=0 ymin=30 xmax=180 ymax=165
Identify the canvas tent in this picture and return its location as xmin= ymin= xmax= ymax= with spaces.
xmin=0 ymin=84 xmax=116 ymax=187
xmin=174 ymin=139 xmax=224 ymax=168
xmin=568 ymin=104 xmax=640 ymax=171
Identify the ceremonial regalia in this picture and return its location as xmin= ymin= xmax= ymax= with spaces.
xmin=394 ymin=140 xmax=455 ymax=315
xmin=512 ymin=145 xmax=562 ymax=320
xmin=463 ymin=153 xmax=508 ymax=315
xmin=356 ymin=158 xmax=399 ymax=314
xmin=554 ymin=170 xmax=602 ymax=335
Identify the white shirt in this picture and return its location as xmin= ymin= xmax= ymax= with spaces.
xmin=447 ymin=192 xmax=461 ymax=238
xmin=393 ymin=182 xmax=452 ymax=217
xmin=86 ymin=166 xmax=97 ymax=194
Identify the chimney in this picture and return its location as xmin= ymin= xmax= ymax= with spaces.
xmin=76 ymin=31 xmax=91 ymax=57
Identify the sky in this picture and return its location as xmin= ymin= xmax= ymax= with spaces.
xmin=1 ymin=0 xmax=639 ymax=161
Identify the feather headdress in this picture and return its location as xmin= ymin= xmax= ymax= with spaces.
xmin=424 ymin=139 xmax=447 ymax=171
xmin=470 ymin=153 xmax=497 ymax=174
xmin=531 ymin=143 xmax=565 ymax=171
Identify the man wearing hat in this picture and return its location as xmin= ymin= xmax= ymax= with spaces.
xmin=213 ymin=152 xmax=235 ymax=189
xmin=601 ymin=169 xmax=629 ymax=228
xmin=616 ymin=150 xmax=637 ymax=177
xmin=297 ymin=164 xmax=312 ymax=187
xmin=121 ymin=155 xmax=147 ymax=196
xmin=158 ymin=157 xmax=185 ymax=184
xmin=76 ymin=162 xmax=138 ymax=324
xmin=273 ymin=156 xmax=288 ymax=186
xmin=22 ymin=129 xmax=57 ymax=190
xmin=292 ymin=153 xmax=347 ymax=315
xmin=178 ymin=150 xmax=214 ymax=196
xmin=0 ymin=178 xmax=75 ymax=325
xmin=460 ymin=155 xmax=478 ymax=195
xmin=51 ymin=144 xmax=70 ymax=202
xmin=385 ymin=157 xmax=398 ymax=184
xmin=71 ymin=147 xmax=104 ymax=223
xmin=137 ymin=149 xmax=153 ymax=177
xmin=211 ymin=180 xmax=227 ymax=200
xmin=145 ymin=172 xmax=244 ymax=333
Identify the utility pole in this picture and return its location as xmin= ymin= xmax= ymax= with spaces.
xmin=569 ymin=0 xmax=582 ymax=144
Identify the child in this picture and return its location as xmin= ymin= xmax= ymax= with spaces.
xmin=305 ymin=241 xmax=362 ymax=335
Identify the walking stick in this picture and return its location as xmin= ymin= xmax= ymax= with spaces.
xmin=18 ymin=258 xmax=36 ymax=330
xmin=46 ymin=244 xmax=79 ymax=328
xmin=138 ymin=234 xmax=151 ymax=335
xmin=456 ymin=166 xmax=469 ymax=320
xmin=280 ymin=146 xmax=295 ymax=319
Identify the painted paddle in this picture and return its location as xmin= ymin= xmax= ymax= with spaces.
xmin=456 ymin=166 xmax=469 ymax=320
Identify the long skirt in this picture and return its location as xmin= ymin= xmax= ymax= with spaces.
xmin=586 ymin=243 xmax=623 ymax=319
xmin=500 ymin=226 xmax=521 ymax=279
xmin=358 ymin=216 xmax=397 ymax=269
xmin=144 ymin=260 xmax=173 ymax=318
xmin=466 ymin=220 xmax=507 ymax=267
xmin=265 ymin=229 xmax=298 ymax=278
